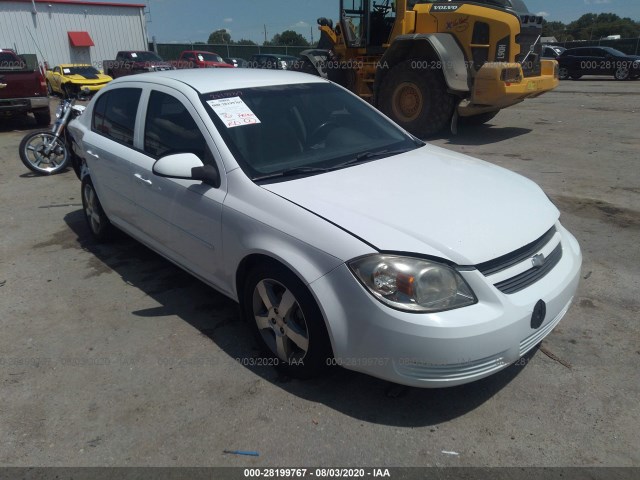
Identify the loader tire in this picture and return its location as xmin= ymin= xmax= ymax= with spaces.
xmin=378 ymin=60 xmax=454 ymax=138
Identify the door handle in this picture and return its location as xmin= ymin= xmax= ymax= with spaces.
xmin=134 ymin=173 xmax=152 ymax=185
xmin=86 ymin=150 xmax=99 ymax=158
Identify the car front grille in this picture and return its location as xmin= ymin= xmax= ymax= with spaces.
xmin=494 ymin=243 xmax=563 ymax=294
xmin=475 ymin=226 xmax=563 ymax=295
xmin=476 ymin=226 xmax=557 ymax=276
xmin=395 ymin=350 xmax=509 ymax=381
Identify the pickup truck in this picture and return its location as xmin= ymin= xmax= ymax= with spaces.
xmin=103 ymin=51 xmax=175 ymax=79
xmin=176 ymin=50 xmax=233 ymax=69
xmin=0 ymin=49 xmax=50 ymax=125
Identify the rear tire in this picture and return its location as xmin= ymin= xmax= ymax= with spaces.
xmin=378 ymin=60 xmax=454 ymax=138
xmin=81 ymin=176 xmax=114 ymax=242
xmin=242 ymin=261 xmax=332 ymax=379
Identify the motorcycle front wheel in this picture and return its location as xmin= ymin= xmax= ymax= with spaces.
xmin=19 ymin=130 xmax=69 ymax=175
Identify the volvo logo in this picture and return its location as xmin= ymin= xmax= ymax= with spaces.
xmin=531 ymin=253 xmax=546 ymax=268
xmin=433 ymin=4 xmax=460 ymax=11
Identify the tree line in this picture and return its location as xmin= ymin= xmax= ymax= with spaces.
xmin=207 ymin=29 xmax=311 ymax=47
xmin=543 ymin=13 xmax=640 ymax=41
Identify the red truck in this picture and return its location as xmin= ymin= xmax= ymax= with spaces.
xmin=176 ymin=50 xmax=233 ymax=69
xmin=0 ymin=49 xmax=50 ymax=125
xmin=103 ymin=51 xmax=175 ymax=79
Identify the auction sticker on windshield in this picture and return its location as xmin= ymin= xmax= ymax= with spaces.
xmin=207 ymin=96 xmax=261 ymax=128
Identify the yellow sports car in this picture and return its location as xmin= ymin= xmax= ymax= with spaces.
xmin=46 ymin=64 xmax=112 ymax=96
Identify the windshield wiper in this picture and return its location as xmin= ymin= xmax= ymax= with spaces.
xmin=253 ymin=147 xmax=416 ymax=182
xmin=332 ymin=148 xmax=414 ymax=169
xmin=253 ymin=166 xmax=332 ymax=182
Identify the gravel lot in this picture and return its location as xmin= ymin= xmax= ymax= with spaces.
xmin=0 ymin=78 xmax=638 ymax=468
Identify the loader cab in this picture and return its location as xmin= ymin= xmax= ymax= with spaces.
xmin=340 ymin=0 xmax=396 ymax=50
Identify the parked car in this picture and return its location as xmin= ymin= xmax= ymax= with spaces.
xmin=224 ymin=57 xmax=249 ymax=68
xmin=177 ymin=50 xmax=233 ymax=69
xmin=46 ymin=64 xmax=112 ymax=96
xmin=69 ymin=69 xmax=582 ymax=388
xmin=0 ymin=49 xmax=50 ymax=125
xmin=557 ymin=46 xmax=640 ymax=80
xmin=541 ymin=45 xmax=565 ymax=59
xmin=249 ymin=53 xmax=300 ymax=70
xmin=103 ymin=51 xmax=174 ymax=79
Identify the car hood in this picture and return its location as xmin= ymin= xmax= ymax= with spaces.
xmin=66 ymin=74 xmax=110 ymax=82
xmin=262 ymin=144 xmax=559 ymax=265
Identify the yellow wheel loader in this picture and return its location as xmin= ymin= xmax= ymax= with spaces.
xmin=298 ymin=0 xmax=559 ymax=137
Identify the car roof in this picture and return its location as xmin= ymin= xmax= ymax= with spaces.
xmin=111 ymin=68 xmax=326 ymax=93
xmin=58 ymin=64 xmax=93 ymax=68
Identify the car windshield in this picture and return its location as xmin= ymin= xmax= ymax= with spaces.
xmin=65 ymin=66 xmax=100 ymax=75
xmin=128 ymin=52 xmax=162 ymax=62
xmin=196 ymin=52 xmax=224 ymax=63
xmin=201 ymin=83 xmax=421 ymax=182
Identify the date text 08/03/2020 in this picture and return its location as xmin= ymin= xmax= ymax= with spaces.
xmin=243 ymin=468 xmax=391 ymax=478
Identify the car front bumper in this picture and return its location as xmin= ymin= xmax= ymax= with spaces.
xmin=309 ymin=222 xmax=582 ymax=388
xmin=63 ymin=82 xmax=110 ymax=93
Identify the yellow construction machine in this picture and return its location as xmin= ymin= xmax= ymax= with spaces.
xmin=297 ymin=0 xmax=559 ymax=137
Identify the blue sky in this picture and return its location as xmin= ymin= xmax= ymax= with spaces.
xmin=134 ymin=0 xmax=640 ymax=43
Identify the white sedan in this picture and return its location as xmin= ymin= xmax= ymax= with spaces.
xmin=69 ymin=69 xmax=581 ymax=387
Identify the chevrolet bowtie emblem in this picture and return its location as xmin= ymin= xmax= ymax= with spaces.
xmin=531 ymin=253 xmax=546 ymax=268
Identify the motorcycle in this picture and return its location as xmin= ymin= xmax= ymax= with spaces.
xmin=19 ymin=87 xmax=88 ymax=176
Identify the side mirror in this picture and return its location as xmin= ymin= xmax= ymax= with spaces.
xmin=152 ymin=153 xmax=221 ymax=188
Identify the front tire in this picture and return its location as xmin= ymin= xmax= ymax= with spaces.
xmin=243 ymin=262 xmax=332 ymax=378
xmin=559 ymin=67 xmax=570 ymax=80
xmin=378 ymin=60 xmax=454 ymax=138
xmin=81 ymin=176 xmax=113 ymax=242
xmin=19 ymin=130 xmax=68 ymax=175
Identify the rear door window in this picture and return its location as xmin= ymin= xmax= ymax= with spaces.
xmin=92 ymin=88 xmax=142 ymax=146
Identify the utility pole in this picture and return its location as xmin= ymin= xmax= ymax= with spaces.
xmin=311 ymin=26 xmax=314 ymax=45
xmin=264 ymin=24 xmax=267 ymax=44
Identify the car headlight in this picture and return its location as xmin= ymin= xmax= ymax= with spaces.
xmin=348 ymin=255 xmax=476 ymax=313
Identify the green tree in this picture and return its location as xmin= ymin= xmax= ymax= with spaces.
xmin=542 ymin=20 xmax=567 ymax=40
xmin=208 ymin=29 xmax=231 ymax=44
xmin=234 ymin=38 xmax=257 ymax=46
xmin=566 ymin=13 xmax=640 ymax=40
xmin=267 ymin=30 xmax=310 ymax=47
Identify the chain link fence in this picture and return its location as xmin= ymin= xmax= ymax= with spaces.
xmin=549 ymin=37 xmax=640 ymax=55
xmin=151 ymin=43 xmax=311 ymax=61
